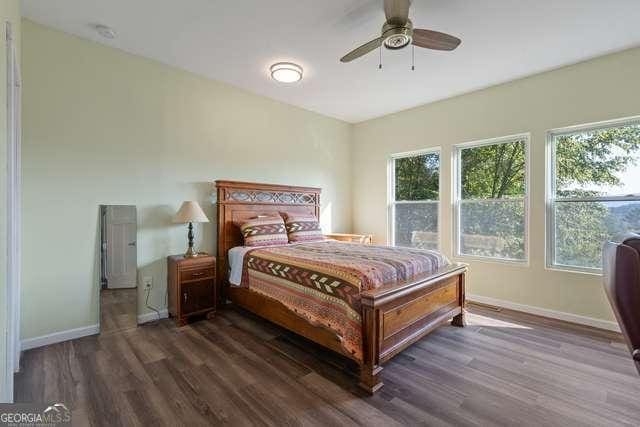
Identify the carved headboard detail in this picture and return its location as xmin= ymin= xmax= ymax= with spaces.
xmin=215 ymin=180 xmax=321 ymax=301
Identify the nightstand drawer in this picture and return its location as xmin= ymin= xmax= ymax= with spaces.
xmin=180 ymin=267 xmax=215 ymax=282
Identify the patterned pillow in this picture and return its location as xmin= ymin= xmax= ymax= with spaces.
xmin=239 ymin=216 xmax=288 ymax=247
xmin=284 ymin=214 xmax=324 ymax=242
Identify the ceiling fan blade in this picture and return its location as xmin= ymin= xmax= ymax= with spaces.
xmin=412 ymin=29 xmax=461 ymax=51
xmin=340 ymin=37 xmax=383 ymax=62
xmin=384 ymin=0 xmax=411 ymax=25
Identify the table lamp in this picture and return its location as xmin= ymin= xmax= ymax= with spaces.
xmin=174 ymin=201 xmax=209 ymax=258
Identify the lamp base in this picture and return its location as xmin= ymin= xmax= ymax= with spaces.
xmin=184 ymin=222 xmax=199 ymax=258
xmin=184 ymin=246 xmax=200 ymax=258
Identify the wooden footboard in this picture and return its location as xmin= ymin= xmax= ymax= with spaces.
xmin=358 ymin=264 xmax=467 ymax=393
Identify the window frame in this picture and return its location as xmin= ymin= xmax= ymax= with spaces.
xmin=453 ymin=133 xmax=531 ymax=265
xmin=387 ymin=147 xmax=442 ymax=251
xmin=545 ymin=116 xmax=640 ymax=274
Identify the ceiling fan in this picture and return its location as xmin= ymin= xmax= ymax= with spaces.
xmin=340 ymin=0 xmax=461 ymax=63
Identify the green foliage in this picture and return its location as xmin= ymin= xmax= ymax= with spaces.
xmin=394 ymin=153 xmax=440 ymax=250
xmin=395 ymin=153 xmax=439 ymax=201
xmin=552 ymin=124 xmax=640 ymax=268
xmin=554 ymin=200 xmax=640 ymax=269
xmin=394 ymin=124 xmax=640 ymax=268
xmin=556 ymin=125 xmax=640 ymax=197
xmin=460 ymin=200 xmax=525 ymax=260
xmin=554 ymin=201 xmax=609 ymax=268
xmin=456 ymin=139 xmax=527 ymax=259
xmin=461 ymin=140 xmax=526 ymax=199
xmin=616 ymin=204 xmax=640 ymax=231
xmin=394 ymin=203 xmax=438 ymax=250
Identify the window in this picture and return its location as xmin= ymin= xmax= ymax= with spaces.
xmin=389 ymin=149 xmax=440 ymax=250
xmin=547 ymin=118 xmax=640 ymax=273
xmin=454 ymin=135 xmax=529 ymax=262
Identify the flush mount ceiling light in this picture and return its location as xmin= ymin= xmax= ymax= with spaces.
xmin=91 ymin=23 xmax=117 ymax=39
xmin=270 ymin=62 xmax=303 ymax=83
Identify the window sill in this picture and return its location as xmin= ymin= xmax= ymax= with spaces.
xmin=453 ymin=254 xmax=529 ymax=268
xmin=544 ymin=265 xmax=602 ymax=277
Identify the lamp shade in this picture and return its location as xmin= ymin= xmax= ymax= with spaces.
xmin=173 ymin=201 xmax=209 ymax=223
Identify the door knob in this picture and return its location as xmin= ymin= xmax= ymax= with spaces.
xmin=128 ymin=242 xmax=136 ymax=246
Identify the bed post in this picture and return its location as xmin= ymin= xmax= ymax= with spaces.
xmin=451 ymin=271 xmax=466 ymax=327
xmin=216 ymin=183 xmax=228 ymax=305
xmin=359 ymin=304 xmax=383 ymax=394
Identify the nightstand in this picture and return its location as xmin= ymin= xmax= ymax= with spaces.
xmin=167 ymin=254 xmax=216 ymax=326
xmin=324 ymin=233 xmax=373 ymax=244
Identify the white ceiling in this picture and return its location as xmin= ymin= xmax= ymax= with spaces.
xmin=21 ymin=0 xmax=640 ymax=123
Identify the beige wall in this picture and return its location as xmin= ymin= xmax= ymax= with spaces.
xmin=0 ymin=0 xmax=20 ymax=401
xmin=352 ymin=47 xmax=640 ymax=323
xmin=21 ymin=16 xmax=640 ymax=341
xmin=21 ymin=20 xmax=352 ymax=340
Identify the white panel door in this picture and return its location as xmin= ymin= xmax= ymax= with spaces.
xmin=106 ymin=206 xmax=137 ymax=289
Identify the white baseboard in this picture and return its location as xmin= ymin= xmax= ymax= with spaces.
xmin=467 ymin=294 xmax=621 ymax=333
xmin=22 ymin=297 xmax=617 ymax=351
xmin=21 ymin=324 xmax=99 ymax=351
xmin=20 ymin=309 xmax=170 ymax=351
xmin=138 ymin=309 xmax=168 ymax=324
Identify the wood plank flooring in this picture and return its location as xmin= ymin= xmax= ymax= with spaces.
xmin=100 ymin=288 xmax=138 ymax=336
xmin=14 ymin=304 xmax=640 ymax=426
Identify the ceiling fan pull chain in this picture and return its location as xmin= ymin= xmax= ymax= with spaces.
xmin=411 ymin=45 xmax=415 ymax=71
xmin=379 ymin=45 xmax=383 ymax=69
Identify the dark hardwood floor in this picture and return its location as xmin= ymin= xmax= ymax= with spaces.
xmin=14 ymin=304 xmax=640 ymax=426
xmin=100 ymin=288 xmax=138 ymax=336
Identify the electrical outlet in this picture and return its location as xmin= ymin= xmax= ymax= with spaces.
xmin=143 ymin=276 xmax=153 ymax=289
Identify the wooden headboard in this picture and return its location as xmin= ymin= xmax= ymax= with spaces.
xmin=215 ymin=180 xmax=321 ymax=301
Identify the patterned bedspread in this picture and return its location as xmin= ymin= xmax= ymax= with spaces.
xmin=240 ymin=240 xmax=450 ymax=362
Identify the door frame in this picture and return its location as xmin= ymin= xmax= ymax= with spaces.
xmin=4 ymin=20 xmax=21 ymax=403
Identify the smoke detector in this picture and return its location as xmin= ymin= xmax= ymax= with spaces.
xmin=91 ymin=24 xmax=116 ymax=39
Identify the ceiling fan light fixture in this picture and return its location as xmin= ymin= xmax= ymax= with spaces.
xmin=384 ymin=34 xmax=411 ymax=49
xmin=382 ymin=21 xmax=413 ymax=50
xmin=270 ymin=62 xmax=303 ymax=83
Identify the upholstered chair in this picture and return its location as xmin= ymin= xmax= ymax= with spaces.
xmin=603 ymin=233 xmax=640 ymax=375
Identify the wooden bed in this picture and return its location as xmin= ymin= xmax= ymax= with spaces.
xmin=215 ymin=180 xmax=467 ymax=393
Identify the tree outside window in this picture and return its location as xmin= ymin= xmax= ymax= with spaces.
xmin=389 ymin=119 xmax=640 ymax=272
xmin=455 ymin=136 xmax=528 ymax=262
xmin=390 ymin=150 xmax=440 ymax=250
xmin=550 ymin=121 xmax=640 ymax=271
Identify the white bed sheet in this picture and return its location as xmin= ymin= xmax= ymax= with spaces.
xmin=228 ymin=246 xmax=257 ymax=286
